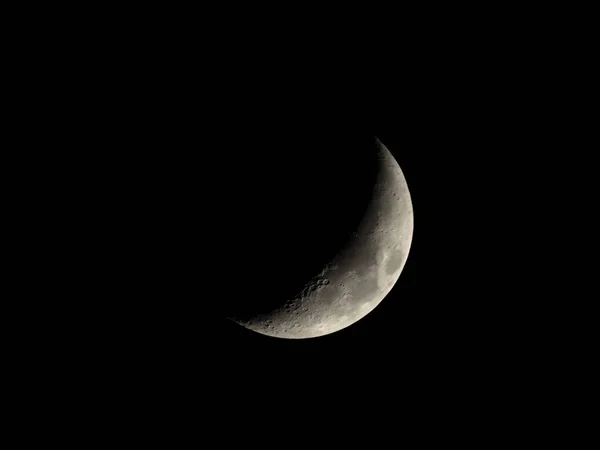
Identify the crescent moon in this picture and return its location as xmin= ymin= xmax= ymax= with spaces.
xmin=230 ymin=138 xmax=414 ymax=339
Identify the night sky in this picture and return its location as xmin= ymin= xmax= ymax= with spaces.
xmin=19 ymin=12 xmax=555 ymax=419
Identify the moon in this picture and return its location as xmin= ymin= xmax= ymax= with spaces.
xmin=229 ymin=137 xmax=414 ymax=339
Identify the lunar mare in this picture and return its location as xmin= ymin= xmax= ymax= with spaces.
xmin=231 ymin=138 xmax=414 ymax=339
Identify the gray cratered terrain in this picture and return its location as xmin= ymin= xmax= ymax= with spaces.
xmin=230 ymin=138 xmax=414 ymax=339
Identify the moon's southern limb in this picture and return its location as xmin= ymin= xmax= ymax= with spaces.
xmin=230 ymin=138 xmax=414 ymax=339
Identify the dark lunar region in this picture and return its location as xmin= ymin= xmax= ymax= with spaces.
xmin=82 ymin=118 xmax=392 ymax=349
xmin=221 ymin=132 xmax=381 ymax=320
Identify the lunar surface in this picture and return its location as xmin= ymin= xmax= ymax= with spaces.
xmin=229 ymin=137 xmax=413 ymax=339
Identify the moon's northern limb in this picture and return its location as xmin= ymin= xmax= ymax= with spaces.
xmin=230 ymin=138 xmax=413 ymax=339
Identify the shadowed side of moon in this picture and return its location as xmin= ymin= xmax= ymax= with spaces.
xmin=220 ymin=132 xmax=380 ymax=320
xmin=227 ymin=136 xmax=414 ymax=339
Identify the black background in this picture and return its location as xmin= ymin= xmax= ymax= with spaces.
xmin=33 ymin=34 xmax=515 ymax=396
xmin=10 ymin=7 xmax=581 ymax=432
